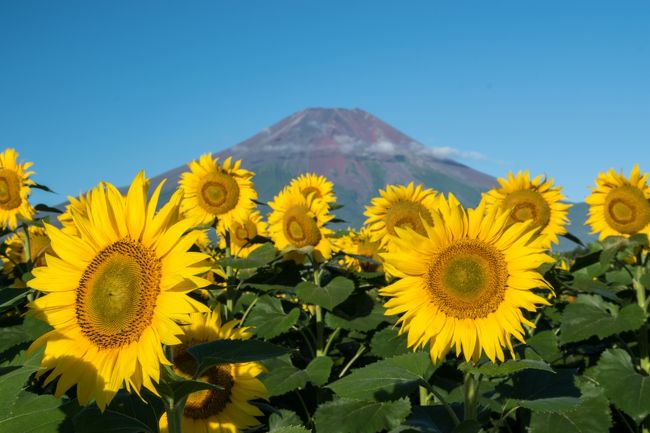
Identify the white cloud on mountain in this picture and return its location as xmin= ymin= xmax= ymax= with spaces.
xmin=423 ymin=146 xmax=487 ymax=161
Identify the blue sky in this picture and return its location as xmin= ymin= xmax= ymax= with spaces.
xmin=1 ymin=1 xmax=649 ymax=206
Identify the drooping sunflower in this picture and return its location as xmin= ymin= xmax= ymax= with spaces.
xmin=2 ymin=225 xmax=53 ymax=286
xmin=483 ymin=171 xmax=571 ymax=248
xmin=0 ymin=148 xmax=36 ymax=230
xmin=268 ymin=187 xmax=334 ymax=262
xmin=179 ymin=154 xmax=257 ymax=230
xmin=380 ymin=194 xmax=553 ymax=363
xmin=28 ymin=173 xmax=211 ymax=410
xmin=364 ymin=182 xmax=439 ymax=248
xmin=288 ymin=173 xmax=336 ymax=205
xmin=218 ymin=210 xmax=268 ymax=258
xmin=585 ymin=164 xmax=650 ymax=240
xmin=334 ymin=227 xmax=383 ymax=273
xmin=159 ymin=311 xmax=267 ymax=433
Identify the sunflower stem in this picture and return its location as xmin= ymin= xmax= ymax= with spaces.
xmin=313 ymin=267 xmax=325 ymax=356
xmin=163 ymin=396 xmax=185 ymax=433
xmin=633 ymin=267 xmax=650 ymax=374
xmin=463 ymin=371 xmax=479 ymax=421
xmin=419 ymin=379 xmax=461 ymax=426
xmin=22 ymin=224 xmax=32 ymax=266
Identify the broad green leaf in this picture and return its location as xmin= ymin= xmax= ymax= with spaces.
xmin=588 ymin=348 xmax=650 ymax=423
xmin=516 ymin=397 xmax=581 ymax=412
xmin=393 ymin=405 xmax=458 ymax=433
xmin=269 ymin=409 xmax=303 ymax=430
xmin=74 ymin=406 xmax=155 ymax=433
xmin=525 ymin=330 xmax=561 ymax=363
xmin=503 ymin=368 xmax=580 ymax=406
xmin=305 ymin=355 xmax=333 ymax=386
xmin=0 ymin=392 xmax=77 ymax=433
xmin=327 ymin=352 xmax=433 ymax=401
xmin=270 ymin=427 xmax=311 ymax=433
xmin=261 ymin=357 xmax=309 ymax=396
xmin=218 ymin=243 xmax=276 ymax=269
xmin=295 ymin=276 xmax=355 ymax=310
xmin=465 ymin=359 xmax=553 ymax=378
xmin=325 ymin=295 xmax=389 ymax=331
xmin=314 ymin=398 xmax=411 ymax=433
xmin=559 ymin=295 xmax=645 ymax=345
xmin=246 ymin=296 xmax=300 ymax=339
xmin=0 ymin=348 xmax=44 ymax=418
xmin=188 ymin=339 xmax=290 ymax=375
xmin=370 ymin=327 xmax=410 ymax=358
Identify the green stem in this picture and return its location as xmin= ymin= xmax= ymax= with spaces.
xmin=338 ymin=344 xmax=366 ymax=378
xmin=420 ymin=379 xmax=460 ymax=426
xmin=164 ymin=398 xmax=184 ymax=433
xmin=633 ymin=267 xmax=650 ymax=374
xmin=463 ymin=371 xmax=479 ymax=421
xmin=323 ymin=327 xmax=341 ymax=356
xmin=22 ymin=224 xmax=32 ymax=265
xmin=313 ymin=267 xmax=325 ymax=356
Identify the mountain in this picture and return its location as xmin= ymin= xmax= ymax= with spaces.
xmin=152 ymin=108 xmax=498 ymax=228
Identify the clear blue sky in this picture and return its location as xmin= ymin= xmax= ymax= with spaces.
xmin=1 ymin=1 xmax=649 ymax=206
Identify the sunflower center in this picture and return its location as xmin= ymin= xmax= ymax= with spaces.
xmin=76 ymin=239 xmax=161 ymax=349
xmin=426 ymin=239 xmax=508 ymax=319
xmin=283 ymin=206 xmax=321 ymax=248
xmin=502 ymin=189 xmax=551 ymax=230
xmin=604 ymin=185 xmax=650 ymax=234
xmin=232 ymin=220 xmax=258 ymax=248
xmin=302 ymin=186 xmax=322 ymax=199
xmin=0 ymin=169 xmax=23 ymax=210
xmin=385 ymin=201 xmax=432 ymax=236
xmin=198 ymin=172 xmax=240 ymax=216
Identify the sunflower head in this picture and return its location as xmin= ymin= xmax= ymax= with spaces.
xmin=159 ymin=311 xmax=267 ymax=433
xmin=0 ymin=148 xmax=36 ymax=230
xmin=288 ymin=173 xmax=336 ymax=204
xmin=380 ymin=193 xmax=553 ymax=363
xmin=585 ymin=165 xmax=650 ymax=240
xmin=268 ymin=187 xmax=334 ymax=263
xmin=179 ymin=154 xmax=258 ymax=229
xmin=28 ymin=172 xmax=211 ymax=410
xmin=2 ymin=225 xmax=53 ymax=286
xmin=218 ymin=210 xmax=268 ymax=258
xmin=483 ymin=171 xmax=571 ymax=248
xmin=364 ymin=182 xmax=439 ymax=248
xmin=335 ymin=227 xmax=384 ymax=273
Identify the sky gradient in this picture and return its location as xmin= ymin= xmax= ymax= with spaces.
xmin=1 ymin=1 xmax=649 ymax=206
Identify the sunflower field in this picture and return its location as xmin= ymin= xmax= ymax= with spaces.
xmin=1 ymin=147 xmax=649 ymax=433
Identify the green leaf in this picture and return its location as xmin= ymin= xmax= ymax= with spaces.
xmin=588 ymin=348 xmax=650 ymax=423
xmin=370 ymin=327 xmax=410 ymax=359
xmin=218 ymin=243 xmax=276 ymax=269
xmin=260 ymin=357 xmax=309 ymax=397
xmin=525 ymin=330 xmax=562 ymax=363
xmin=246 ymin=296 xmax=300 ymax=339
xmin=559 ymin=295 xmax=646 ymax=345
xmin=270 ymin=427 xmax=311 ymax=433
xmin=295 ymin=276 xmax=355 ymax=310
xmin=74 ymin=406 xmax=155 ymax=433
xmin=0 ymin=392 xmax=77 ymax=433
xmin=34 ymin=204 xmax=63 ymax=214
xmin=503 ymin=368 xmax=580 ymax=407
xmin=188 ymin=339 xmax=290 ymax=375
xmin=325 ymin=295 xmax=389 ymax=331
xmin=451 ymin=420 xmax=482 ymax=433
xmin=305 ymin=355 xmax=333 ymax=386
xmin=465 ymin=359 xmax=554 ymax=378
xmin=327 ymin=352 xmax=433 ymax=401
xmin=269 ymin=409 xmax=303 ymax=430
xmin=394 ymin=406 xmax=458 ymax=433
xmin=314 ymin=398 xmax=411 ymax=433
xmin=0 ymin=348 xmax=44 ymax=415
xmin=517 ymin=397 xmax=581 ymax=412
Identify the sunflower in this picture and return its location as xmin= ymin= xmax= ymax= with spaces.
xmin=27 ymin=173 xmax=211 ymax=410
xmin=334 ymin=227 xmax=383 ymax=273
xmin=2 ymin=226 xmax=53 ymax=286
xmin=380 ymin=194 xmax=553 ymax=363
xmin=288 ymin=173 xmax=336 ymax=205
xmin=179 ymin=154 xmax=257 ymax=230
xmin=218 ymin=210 xmax=268 ymax=258
xmin=585 ymin=164 xmax=650 ymax=240
xmin=159 ymin=311 xmax=267 ymax=433
xmin=59 ymin=190 xmax=93 ymax=236
xmin=268 ymin=187 xmax=334 ymax=262
xmin=0 ymin=148 xmax=36 ymax=230
xmin=483 ymin=171 xmax=571 ymax=248
xmin=364 ymin=182 xmax=439 ymax=248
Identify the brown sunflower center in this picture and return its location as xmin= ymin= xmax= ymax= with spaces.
xmin=385 ymin=201 xmax=432 ymax=237
xmin=76 ymin=239 xmax=161 ymax=349
xmin=198 ymin=172 xmax=240 ymax=216
xmin=502 ymin=189 xmax=551 ymax=230
xmin=603 ymin=185 xmax=650 ymax=234
xmin=232 ymin=219 xmax=258 ymax=248
xmin=426 ymin=239 xmax=508 ymax=319
xmin=302 ymin=186 xmax=323 ymax=199
xmin=283 ymin=206 xmax=321 ymax=248
xmin=0 ymin=169 xmax=23 ymax=211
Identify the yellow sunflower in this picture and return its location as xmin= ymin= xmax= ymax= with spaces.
xmin=2 ymin=225 xmax=53 ymax=286
xmin=159 ymin=311 xmax=267 ymax=433
xmin=218 ymin=210 xmax=268 ymax=258
xmin=268 ymin=187 xmax=334 ymax=263
xmin=59 ymin=189 xmax=93 ymax=236
xmin=585 ymin=164 xmax=650 ymax=240
xmin=288 ymin=173 xmax=336 ymax=205
xmin=0 ymin=148 xmax=36 ymax=230
xmin=483 ymin=171 xmax=571 ymax=248
xmin=179 ymin=154 xmax=258 ymax=230
xmin=334 ymin=227 xmax=383 ymax=273
xmin=27 ymin=173 xmax=211 ymax=410
xmin=380 ymin=194 xmax=553 ymax=363
xmin=364 ymin=182 xmax=439 ymax=248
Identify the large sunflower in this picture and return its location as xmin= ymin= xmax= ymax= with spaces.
xmin=288 ymin=173 xmax=336 ymax=205
xmin=0 ymin=148 xmax=36 ymax=230
xmin=483 ymin=171 xmax=571 ymax=248
xmin=585 ymin=164 xmax=650 ymax=240
xmin=218 ymin=210 xmax=268 ymax=258
xmin=268 ymin=187 xmax=334 ymax=262
xmin=159 ymin=311 xmax=267 ymax=433
xmin=28 ymin=173 xmax=211 ymax=410
xmin=179 ymin=154 xmax=257 ymax=229
xmin=364 ymin=182 xmax=439 ymax=248
xmin=380 ymin=194 xmax=553 ymax=363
